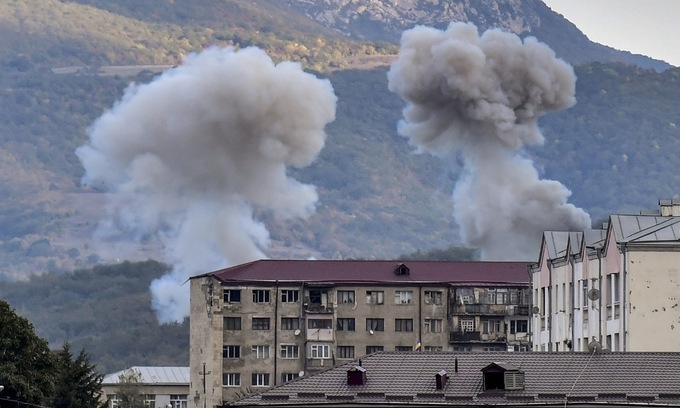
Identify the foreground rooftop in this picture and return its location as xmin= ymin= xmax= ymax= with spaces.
xmin=229 ymin=351 xmax=680 ymax=407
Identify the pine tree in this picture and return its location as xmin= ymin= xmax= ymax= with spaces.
xmin=53 ymin=342 xmax=106 ymax=408
xmin=0 ymin=300 xmax=55 ymax=408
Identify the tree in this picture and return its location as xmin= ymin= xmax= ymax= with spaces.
xmin=0 ymin=300 xmax=55 ymax=408
xmin=116 ymin=369 xmax=147 ymax=408
xmin=52 ymin=342 xmax=106 ymax=408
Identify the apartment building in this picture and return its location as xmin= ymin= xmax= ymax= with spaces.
xmin=189 ymin=259 xmax=530 ymax=405
xmin=532 ymin=199 xmax=680 ymax=352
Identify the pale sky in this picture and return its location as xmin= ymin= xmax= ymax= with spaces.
xmin=542 ymin=0 xmax=680 ymax=66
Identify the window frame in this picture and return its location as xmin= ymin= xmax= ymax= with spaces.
xmin=394 ymin=290 xmax=414 ymax=304
xmin=251 ymin=345 xmax=270 ymax=359
xmin=223 ymin=373 xmax=241 ymax=387
xmin=424 ymin=290 xmax=443 ymax=305
xmin=281 ymin=290 xmax=299 ymax=303
xmin=281 ymin=317 xmax=300 ymax=331
xmin=280 ymin=344 xmax=300 ymax=359
xmin=337 ymin=345 xmax=355 ymax=359
xmin=222 ymin=345 xmax=240 ymax=359
xmin=366 ymin=345 xmax=384 ymax=354
xmin=395 ymin=318 xmax=414 ymax=332
xmin=223 ymin=316 xmax=241 ymax=331
xmin=366 ymin=318 xmax=385 ymax=332
xmin=337 ymin=318 xmax=355 ymax=331
xmin=337 ymin=290 xmax=356 ymax=304
xmin=366 ymin=291 xmax=384 ymax=305
xmin=308 ymin=319 xmax=332 ymax=329
xmin=252 ymin=289 xmax=271 ymax=303
xmin=251 ymin=373 xmax=270 ymax=387
xmin=223 ymin=289 xmax=241 ymax=303
xmin=424 ymin=318 xmax=443 ymax=333
xmin=252 ymin=317 xmax=270 ymax=330
xmin=310 ymin=343 xmax=331 ymax=359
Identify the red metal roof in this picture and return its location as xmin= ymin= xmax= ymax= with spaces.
xmin=202 ymin=259 xmax=530 ymax=286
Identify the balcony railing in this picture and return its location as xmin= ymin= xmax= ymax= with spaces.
xmin=304 ymin=303 xmax=334 ymax=314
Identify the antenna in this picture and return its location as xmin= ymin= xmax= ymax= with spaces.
xmin=298 ymin=371 xmax=305 ymax=378
xmin=532 ymin=306 xmax=540 ymax=315
xmin=587 ymin=338 xmax=602 ymax=353
xmin=369 ymin=329 xmax=374 ymax=335
xmin=294 ymin=329 xmax=301 ymax=336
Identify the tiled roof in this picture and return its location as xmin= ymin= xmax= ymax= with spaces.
xmin=230 ymin=351 xmax=680 ymax=407
xmin=199 ymin=259 xmax=530 ymax=286
xmin=102 ymin=366 xmax=190 ymax=385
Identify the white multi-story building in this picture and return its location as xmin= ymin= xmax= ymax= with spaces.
xmin=532 ymin=199 xmax=680 ymax=352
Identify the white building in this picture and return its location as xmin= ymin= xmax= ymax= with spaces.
xmin=532 ymin=199 xmax=680 ymax=352
xmin=102 ymin=366 xmax=190 ymax=408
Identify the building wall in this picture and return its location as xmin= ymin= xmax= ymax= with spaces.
xmin=191 ymin=278 xmax=530 ymax=405
xmin=627 ymin=249 xmax=680 ymax=351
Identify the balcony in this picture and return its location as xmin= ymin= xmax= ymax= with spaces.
xmin=449 ymin=331 xmax=481 ymax=343
xmin=304 ymin=303 xmax=334 ymax=314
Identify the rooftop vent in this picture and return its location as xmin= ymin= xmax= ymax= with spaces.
xmin=435 ymin=370 xmax=448 ymax=390
xmin=394 ymin=263 xmax=410 ymax=276
xmin=347 ymin=366 xmax=367 ymax=386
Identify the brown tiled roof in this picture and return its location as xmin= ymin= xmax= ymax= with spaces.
xmin=229 ymin=351 xmax=680 ymax=407
xmin=200 ymin=259 xmax=530 ymax=286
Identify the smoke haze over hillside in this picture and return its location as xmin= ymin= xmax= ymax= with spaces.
xmin=388 ymin=22 xmax=591 ymax=260
xmin=77 ymin=46 xmax=337 ymax=322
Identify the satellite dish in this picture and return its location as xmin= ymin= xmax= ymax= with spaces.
xmin=294 ymin=329 xmax=301 ymax=336
xmin=532 ymin=306 xmax=540 ymax=315
xmin=369 ymin=329 xmax=374 ymax=335
xmin=298 ymin=371 xmax=305 ymax=378
xmin=587 ymin=339 xmax=602 ymax=353
xmin=587 ymin=288 xmax=601 ymax=301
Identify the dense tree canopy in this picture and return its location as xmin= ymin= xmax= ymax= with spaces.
xmin=0 ymin=300 xmax=55 ymax=408
xmin=53 ymin=343 xmax=105 ymax=408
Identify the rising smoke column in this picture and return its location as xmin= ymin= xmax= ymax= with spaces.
xmin=76 ymin=47 xmax=337 ymax=322
xmin=387 ymin=23 xmax=590 ymax=260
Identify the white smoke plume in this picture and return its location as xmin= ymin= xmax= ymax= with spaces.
xmin=387 ymin=23 xmax=590 ymax=260
xmin=76 ymin=47 xmax=337 ymax=322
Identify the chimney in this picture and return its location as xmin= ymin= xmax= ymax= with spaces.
xmin=659 ymin=198 xmax=680 ymax=216
xmin=347 ymin=366 xmax=367 ymax=386
xmin=435 ymin=370 xmax=448 ymax=389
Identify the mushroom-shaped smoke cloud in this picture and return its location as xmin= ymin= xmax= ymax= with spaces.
xmin=77 ymin=46 xmax=337 ymax=322
xmin=388 ymin=23 xmax=590 ymax=260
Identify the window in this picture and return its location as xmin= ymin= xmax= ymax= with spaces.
xmin=144 ymin=395 xmax=155 ymax=408
xmin=308 ymin=319 xmax=332 ymax=329
xmin=337 ymin=346 xmax=355 ymax=359
xmin=366 ymin=291 xmax=384 ymax=305
xmin=251 ymin=373 xmax=270 ymax=387
xmin=424 ymin=318 xmax=443 ymax=333
xmin=281 ymin=317 xmax=300 ymax=330
xmin=366 ymin=345 xmax=384 ymax=354
xmin=395 ymin=346 xmax=413 ymax=352
xmin=395 ymin=318 xmax=413 ymax=332
xmin=337 ymin=318 xmax=355 ymax=331
xmin=223 ymin=373 xmax=241 ymax=387
xmin=169 ymin=395 xmax=187 ymax=408
xmin=223 ymin=345 xmax=240 ymax=359
xmin=460 ymin=318 xmax=475 ymax=332
xmin=505 ymin=371 xmax=525 ymax=390
xmin=224 ymin=317 xmax=241 ymax=331
xmin=251 ymin=345 xmax=270 ymax=359
xmin=366 ymin=318 xmax=384 ymax=332
xmin=453 ymin=346 xmax=471 ymax=352
xmin=582 ymin=280 xmax=588 ymax=307
xmin=280 ymin=345 xmax=299 ymax=359
xmin=510 ymin=320 xmax=528 ymax=334
xmin=395 ymin=290 xmax=413 ymax=304
xmin=424 ymin=346 xmax=443 ymax=352
xmin=281 ymin=290 xmax=299 ymax=303
xmin=424 ymin=291 xmax=443 ymax=305
xmin=613 ymin=273 xmax=620 ymax=302
xmin=482 ymin=346 xmax=504 ymax=351
xmin=253 ymin=290 xmax=270 ymax=303
xmin=337 ymin=290 xmax=355 ymax=304
xmin=486 ymin=289 xmax=496 ymax=304
xmin=281 ymin=373 xmax=299 ymax=383
xmin=495 ymin=289 xmax=508 ymax=304
xmin=310 ymin=343 xmax=330 ymax=359
xmin=223 ymin=289 xmax=241 ymax=303
xmin=252 ymin=317 xmax=270 ymax=330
